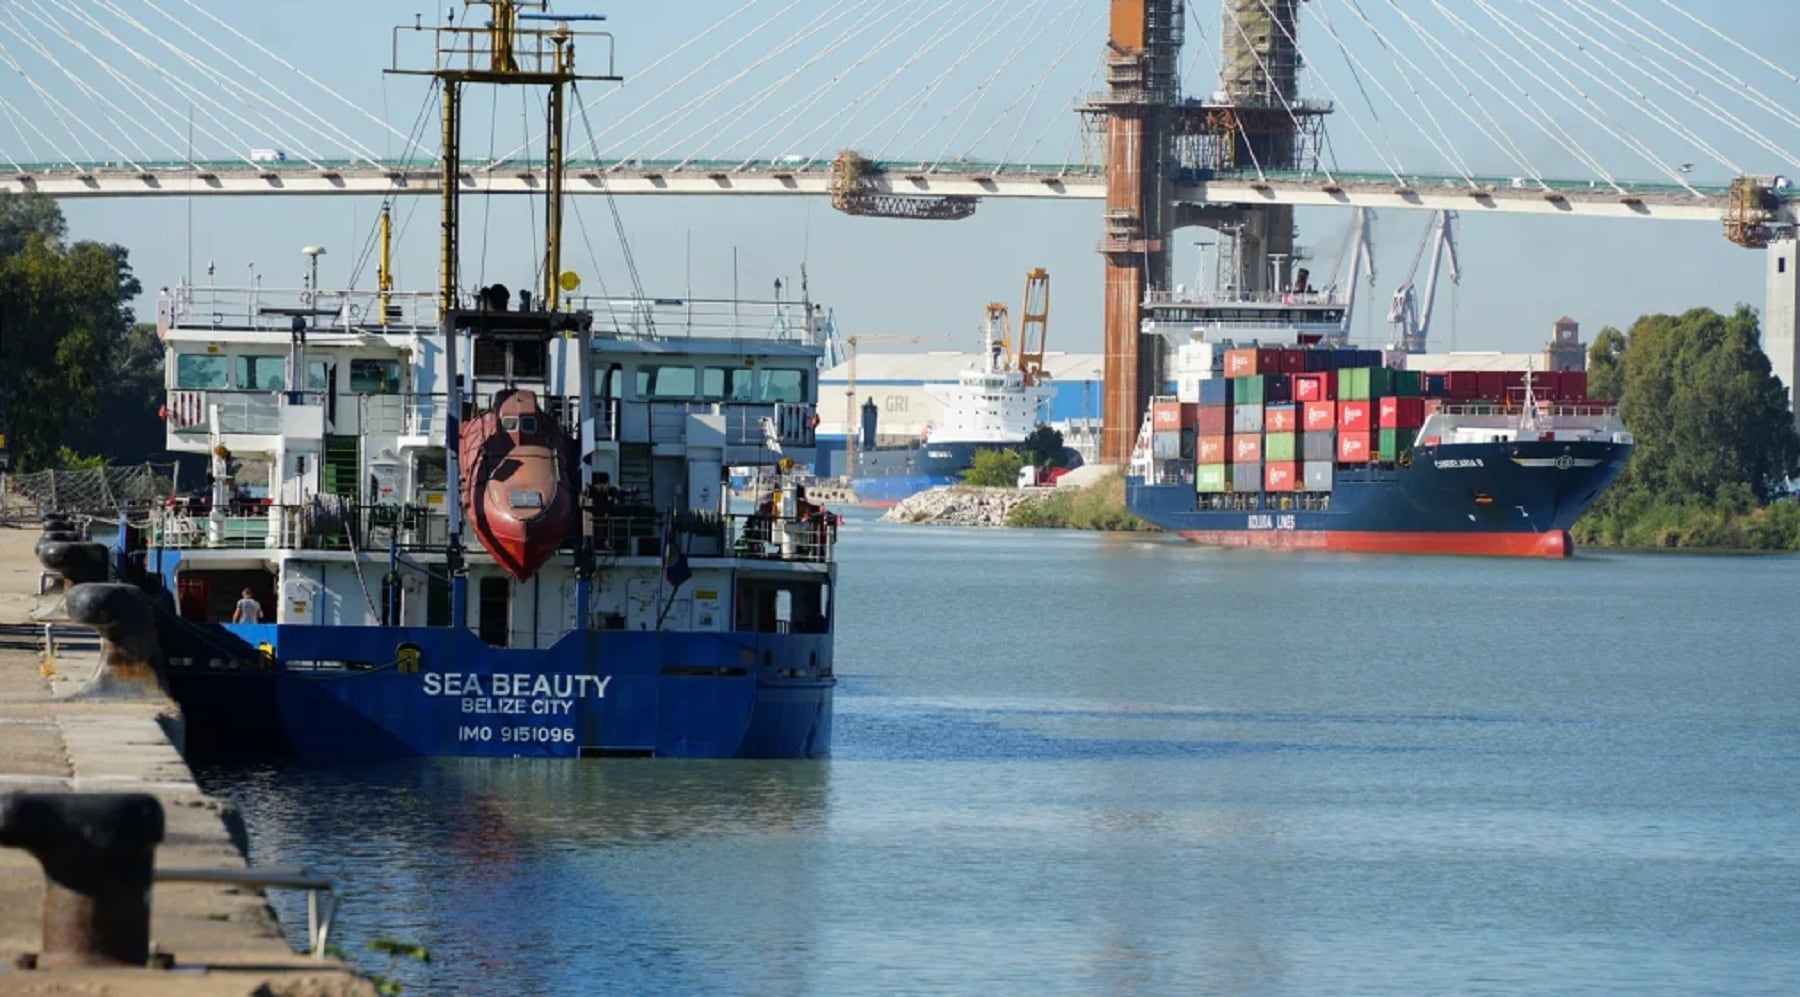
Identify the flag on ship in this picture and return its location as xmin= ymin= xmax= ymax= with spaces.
xmin=662 ymin=520 xmax=692 ymax=589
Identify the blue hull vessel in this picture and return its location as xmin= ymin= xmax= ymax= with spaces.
xmin=169 ymin=625 xmax=832 ymax=760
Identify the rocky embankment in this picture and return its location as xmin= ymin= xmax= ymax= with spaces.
xmin=881 ymin=486 xmax=1044 ymax=527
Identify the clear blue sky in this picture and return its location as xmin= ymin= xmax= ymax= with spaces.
xmin=14 ymin=1 xmax=1800 ymax=353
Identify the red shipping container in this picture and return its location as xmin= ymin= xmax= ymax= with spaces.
xmin=1378 ymin=396 xmax=1426 ymax=429
xmin=1299 ymin=371 xmax=1338 ymax=401
xmin=1337 ymin=431 xmax=1372 ymax=463
xmin=1502 ymin=371 xmax=1526 ymax=396
xmin=1476 ymin=371 xmax=1506 ymax=400
xmin=1231 ymin=434 xmax=1263 ymax=463
xmin=1446 ymin=371 xmax=1481 ymax=399
xmin=1197 ymin=406 xmax=1230 ymax=435
xmin=1181 ymin=402 xmax=1200 ymax=427
xmin=1561 ymin=370 xmax=1589 ymax=400
xmin=1277 ymin=348 xmax=1306 ymax=374
xmin=1264 ymin=462 xmax=1298 ymax=492
xmin=1265 ymin=405 xmax=1298 ymax=433
xmin=1337 ymin=400 xmax=1372 ymax=430
xmin=1257 ymin=348 xmax=1280 ymax=374
xmin=1303 ymin=400 xmax=1336 ymax=431
xmin=1196 ymin=434 xmax=1229 ymax=464
xmin=1152 ymin=401 xmax=1183 ymax=431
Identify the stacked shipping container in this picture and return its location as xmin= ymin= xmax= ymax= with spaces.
xmin=1190 ymin=347 xmax=1594 ymax=496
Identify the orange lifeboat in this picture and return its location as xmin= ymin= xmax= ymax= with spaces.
xmin=458 ymin=389 xmax=577 ymax=581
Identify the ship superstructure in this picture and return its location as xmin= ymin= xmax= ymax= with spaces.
xmin=145 ymin=3 xmax=837 ymax=758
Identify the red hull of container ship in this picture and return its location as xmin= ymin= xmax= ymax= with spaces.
xmin=1175 ymin=528 xmax=1572 ymax=558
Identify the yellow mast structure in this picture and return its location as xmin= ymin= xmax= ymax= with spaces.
xmin=387 ymin=1 xmax=617 ymax=315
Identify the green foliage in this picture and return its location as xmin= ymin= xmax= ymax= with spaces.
xmin=364 ymin=937 xmax=432 ymax=995
xmin=1006 ymin=470 xmax=1149 ymax=531
xmin=960 ymin=447 xmax=1024 ymax=487
xmin=52 ymin=446 xmax=105 ymax=470
xmin=1587 ymin=325 xmax=1627 ymax=402
xmin=0 ymin=192 xmax=142 ymax=471
xmin=1574 ymin=305 xmax=1800 ymax=550
xmin=62 ymin=322 xmax=166 ymax=463
xmin=1020 ymin=426 xmax=1068 ymax=470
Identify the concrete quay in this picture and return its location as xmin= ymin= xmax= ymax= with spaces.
xmin=0 ymin=527 xmax=375 ymax=996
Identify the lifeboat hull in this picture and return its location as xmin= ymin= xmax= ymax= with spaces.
xmin=458 ymin=390 xmax=578 ymax=580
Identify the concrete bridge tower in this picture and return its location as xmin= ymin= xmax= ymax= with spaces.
xmin=1092 ymin=0 xmax=1330 ymax=463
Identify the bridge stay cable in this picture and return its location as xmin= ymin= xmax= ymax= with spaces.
xmin=665 ymin=0 xmax=891 ymax=168
xmin=172 ymin=0 xmax=415 ymax=148
xmin=1379 ymin=0 xmax=1549 ymax=190
xmin=996 ymin=3 xmax=1101 ymax=171
xmin=732 ymin=0 xmax=927 ymax=170
xmin=1421 ymin=0 xmax=1624 ymax=194
xmin=35 ymin=0 xmax=252 ymax=169
xmin=1176 ymin=1 xmax=1275 ymax=181
xmin=0 ymin=99 xmax=41 ymax=171
xmin=45 ymin=0 xmax=264 ymax=169
xmin=791 ymin=0 xmax=977 ymax=172
xmin=1534 ymin=0 xmax=1744 ymax=176
xmin=1310 ymin=2 xmax=1470 ymax=184
xmin=89 ymin=0 xmax=333 ymax=170
xmin=1331 ymin=0 xmax=1474 ymax=185
xmin=611 ymin=0 xmax=855 ymax=167
xmin=1302 ymin=2 xmax=1409 ymax=183
xmin=1623 ymin=0 xmax=1800 ymax=134
xmin=867 ymin=0 xmax=1019 ymax=162
xmin=1650 ymin=0 xmax=1800 ymax=89
xmin=1580 ymin=0 xmax=1800 ymax=172
xmin=0 ymin=35 xmax=93 ymax=168
xmin=137 ymin=0 xmax=386 ymax=166
xmin=14 ymin=0 xmax=200 ymax=168
xmin=1468 ymin=0 xmax=1702 ymax=197
xmin=0 ymin=6 xmax=152 ymax=169
xmin=928 ymin=0 xmax=1069 ymax=172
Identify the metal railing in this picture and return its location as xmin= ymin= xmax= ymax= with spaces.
xmin=160 ymin=283 xmax=439 ymax=332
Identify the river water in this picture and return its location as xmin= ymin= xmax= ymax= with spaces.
xmin=199 ymin=516 xmax=1800 ymax=995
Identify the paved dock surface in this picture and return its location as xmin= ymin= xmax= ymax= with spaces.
xmin=0 ymin=527 xmax=375 ymax=996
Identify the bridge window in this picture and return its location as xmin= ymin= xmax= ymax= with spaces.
xmin=349 ymin=358 xmax=402 ymax=394
xmin=175 ymin=354 xmax=228 ymax=389
xmin=234 ymin=355 xmax=287 ymax=390
xmin=636 ymin=364 xmax=698 ymax=400
xmin=306 ymin=361 xmax=332 ymax=391
xmin=757 ymin=368 xmax=807 ymax=403
xmin=701 ymin=366 xmax=755 ymax=402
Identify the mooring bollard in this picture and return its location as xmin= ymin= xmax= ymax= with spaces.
xmin=0 ymin=792 xmax=166 ymax=968
xmin=64 ymin=583 xmax=167 ymax=698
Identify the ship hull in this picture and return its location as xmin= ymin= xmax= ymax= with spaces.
xmin=166 ymin=624 xmax=833 ymax=761
xmin=1129 ymin=439 xmax=1630 ymax=558
xmin=849 ymin=440 xmax=1018 ymax=507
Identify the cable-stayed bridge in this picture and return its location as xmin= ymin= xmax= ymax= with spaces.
xmin=4 ymin=0 xmax=1800 ymax=454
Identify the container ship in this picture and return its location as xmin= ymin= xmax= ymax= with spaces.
xmin=1129 ymin=342 xmax=1634 ymax=557
xmin=134 ymin=4 xmax=837 ymax=759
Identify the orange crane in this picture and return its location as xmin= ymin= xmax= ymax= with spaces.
xmin=1015 ymin=268 xmax=1050 ymax=387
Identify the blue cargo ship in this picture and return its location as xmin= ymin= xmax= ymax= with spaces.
xmin=143 ymin=5 xmax=836 ymax=759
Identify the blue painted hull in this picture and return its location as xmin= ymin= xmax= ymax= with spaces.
xmin=850 ymin=440 xmax=999 ymax=507
xmin=1128 ymin=439 xmax=1631 ymax=557
xmin=166 ymin=624 xmax=833 ymax=760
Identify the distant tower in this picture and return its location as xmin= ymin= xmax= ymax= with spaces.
xmin=1766 ymin=235 xmax=1800 ymax=425
xmin=1545 ymin=317 xmax=1585 ymax=372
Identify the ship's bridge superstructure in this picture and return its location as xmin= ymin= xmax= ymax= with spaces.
xmin=154 ymin=281 xmax=830 ymax=639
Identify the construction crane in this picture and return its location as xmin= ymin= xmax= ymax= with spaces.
xmin=843 ymin=333 xmax=926 ymax=479
xmin=1015 ymin=268 xmax=1050 ymax=387
xmin=828 ymin=150 xmax=978 ymax=221
xmin=1388 ymin=210 xmax=1460 ymax=353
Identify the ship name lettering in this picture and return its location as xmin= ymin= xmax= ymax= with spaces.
xmin=458 ymin=725 xmax=492 ymax=742
xmin=1433 ymin=458 xmax=1485 ymax=470
xmin=1247 ymin=514 xmax=1296 ymax=531
xmin=426 ymin=672 xmax=612 ymax=700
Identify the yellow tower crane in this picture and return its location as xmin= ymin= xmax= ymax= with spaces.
xmin=1015 ymin=268 xmax=1050 ymax=387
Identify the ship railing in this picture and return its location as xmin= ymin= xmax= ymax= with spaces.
xmin=1143 ymin=288 xmax=1345 ymax=307
xmin=572 ymin=295 xmax=825 ymax=343
xmin=357 ymin=393 xmax=450 ymax=438
xmin=629 ymin=401 xmax=816 ymax=450
xmin=592 ymin=511 xmax=834 ymax=564
xmin=159 ymin=283 xmax=439 ymax=333
xmin=1433 ymin=401 xmax=1618 ymax=419
xmin=722 ymin=511 xmax=835 ymax=564
xmin=166 ymin=389 xmax=331 ymax=436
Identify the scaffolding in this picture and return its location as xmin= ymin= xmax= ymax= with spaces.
xmin=827 ymin=151 xmax=977 ymax=221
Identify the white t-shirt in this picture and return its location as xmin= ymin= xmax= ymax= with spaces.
xmin=234 ymin=597 xmax=261 ymax=623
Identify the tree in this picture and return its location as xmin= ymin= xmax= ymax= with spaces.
xmin=1612 ymin=306 xmax=1799 ymax=503
xmin=961 ymin=447 xmax=1024 ymax=487
xmin=1587 ymin=325 xmax=1627 ymax=402
xmin=1020 ymin=426 xmax=1068 ymax=470
xmin=61 ymin=322 xmax=167 ymax=463
xmin=0 ymin=192 xmax=142 ymax=470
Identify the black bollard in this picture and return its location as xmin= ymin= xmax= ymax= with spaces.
xmin=65 ymin=584 xmax=166 ymax=698
xmin=0 ymin=792 xmax=165 ymax=968
xmin=36 ymin=541 xmax=109 ymax=586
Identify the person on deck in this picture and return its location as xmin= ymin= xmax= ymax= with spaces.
xmin=232 ymin=588 xmax=262 ymax=624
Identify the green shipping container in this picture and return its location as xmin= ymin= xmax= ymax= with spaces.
xmin=1378 ymin=426 xmax=1419 ymax=462
xmin=1339 ymin=367 xmax=1368 ymax=400
xmin=1236 ymin=374 xmax=1265 ymax=405
xmin=1394 ymin=369 xmax=1424 ymax=397
xmin=1366 ymin=367 xmax=1398 ymax=398
xmin=1264 ymin=432 xmax=1298 ymax=462
xmin=1196 ymin=464 xmax=1228 ymax=493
